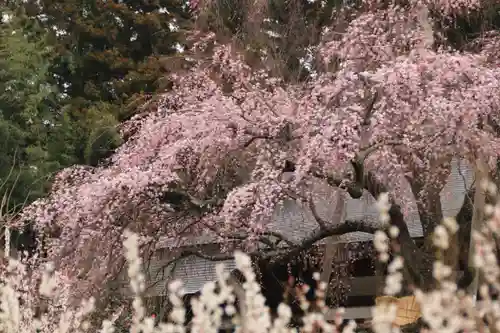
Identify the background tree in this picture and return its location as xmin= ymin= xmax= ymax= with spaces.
xmin=9 ymin=0 xmax=193 ymax=168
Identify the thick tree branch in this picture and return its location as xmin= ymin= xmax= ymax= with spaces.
xmin=160 ymin=219 xmax=376 ymax=271
xmin=466 ymin=159 xmax=488 ymax=298
xmin=320 ymin=191 xmax=346 ymax=283
xmin=268 ymin=219 xmax=377 ymax=265
xmin=155 ymin=249 xmax=239 ymax=280
xmin=410 ymin=180 xmax=444 ymax=239
xmin=364 ymin=169 xmax=427 ymax=287
xmin=243 ymin=134 xmax=273 ymax=148
xmin=454 ymin=184 xmax=485 ymax=291
xmin=357 ymin=139 xmax=403 ymax=164
xmin=387 ymin=204 xmax=426 ymax=288
xmin=456 ymin=187 xmax=475 ymax=228
xmin=310 ymin=169 xmax=364 ymax=199
xmin=256 ymin=231 xmax=298 ymax=247
xmin=361 ymin=90 xmax=378 ymax=126
xmin=177 ymin=249 xmax=235 ymax=261
xmin=156 ymin=231 xmax=298 ymax=273
xmin=160 ymin=189 xmax=225 ymax=215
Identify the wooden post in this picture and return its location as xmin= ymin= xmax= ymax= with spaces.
xmin=320 ymin=191 xmax=346 ymax=283
xmin=467 ymin=158 xmax=488 ymax=303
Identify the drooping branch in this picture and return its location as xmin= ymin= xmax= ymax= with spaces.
xmin=160 ymin=189 xmax=225 ymax=213
xmin=177 ymin=249 xmax=236 ymax=262
xmin=268 ymin=219 xmax=377 ymax=265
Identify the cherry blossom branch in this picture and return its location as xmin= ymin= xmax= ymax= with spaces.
xmin=229 ymin=230 xmax=298 ymax=247
xmin=157 ymin=230 xmax=299 ymax=272
xmin=242 ymin=133 xmax=273 ymax=148
xmin=267 ymin=219 xmax=378 ymax=265
xmin=176 ymin=249 xmax=236 ymax=262
xmin=258 ymin=231 xmax=297 ymax=246
xmin=242 ymin=123 xmax=300 ymax=148
xmin=154 ymin=248 xmax=241 ymax=280
xmin=160 ymin=189 xmax=224 ymax=212
xmin=410 ymin=181 xmax=445 ymax=238
xmin=309 ymin=168 xmax=364 ymax=199
xmin=224 ymin=233 xmax=277 ymax=249
xmin=184 ymin=220 xmax=298 ymax=249
xmin=357 ymin=139 xmax=403 ymax=163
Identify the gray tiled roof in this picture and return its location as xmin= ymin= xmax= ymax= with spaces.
xmin=146 ymin=159 xmax=474 ymax=296
xmin=145 ymin=252 xmax=236 ymax=296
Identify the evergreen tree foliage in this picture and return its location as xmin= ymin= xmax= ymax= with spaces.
xmin=22 ymin=0 xmax=191 ymax=119
xmin=17 ymin=0 xmax=192 ymax=167
xmin=0 ymin=4 xmax=64 ymax=212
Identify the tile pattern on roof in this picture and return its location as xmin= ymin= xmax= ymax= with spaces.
xmin=145 ymin=249 xmax=237 ymax=296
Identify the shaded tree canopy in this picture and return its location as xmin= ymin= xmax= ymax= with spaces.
xmin=18 ymin=0 xmax=500 ymax=312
